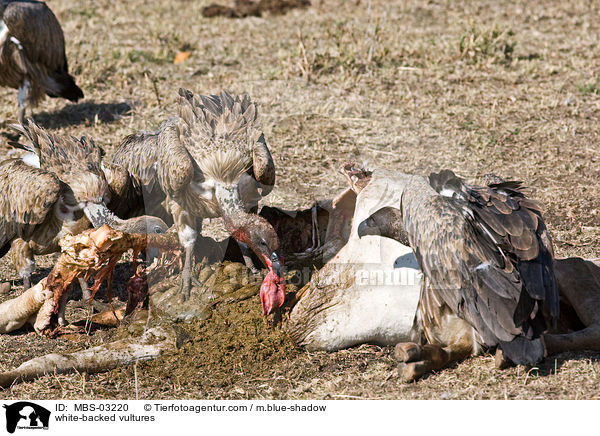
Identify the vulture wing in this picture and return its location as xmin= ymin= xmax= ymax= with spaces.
xmin=177 ymin=89 xmax=274 ymax=197
xmin=408 ymin=170 xmax=558 ymax=364
xmin=12 ymin=121 xmax=107 ymax=204
xmin=3 ymin=1 xmax=66 ymax=71
xmin=111 ymin=117 xmax=193 ymax=201
xmin=0 ymin=159 xmax=61 ymax=256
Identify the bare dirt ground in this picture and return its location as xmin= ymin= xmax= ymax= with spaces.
xmin=1 ymin=0 xmax=600 ymax=399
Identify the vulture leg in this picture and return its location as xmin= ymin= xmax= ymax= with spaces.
xmin=181 ymin=242 xmax=194 ymax=300
xmin=170 ymin=202 xmax=197 ymax=301
xmin=17 ymin=78 xmax=31 ymax=125
xmin=79 ymin=277 xmax=91 ymax=303
xmin=10 ymin=239 xmax=35 ymax=291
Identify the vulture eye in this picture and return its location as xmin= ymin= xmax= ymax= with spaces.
xmin=153 ymin=225 xmax=165 ymax=234
xmin=259 ymin=239 xmax=267 ymax=248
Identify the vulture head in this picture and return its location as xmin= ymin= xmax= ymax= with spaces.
xmin=115 ymin=215 xmax=169 ymax=235
xmin=357 ymin=206 xmax=410 ymax=245
xmin=225 ymin=212 xmax=285 ymax=316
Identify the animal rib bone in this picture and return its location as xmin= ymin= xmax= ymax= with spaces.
xmin=1 ymin=225 xmax=180 ymax=334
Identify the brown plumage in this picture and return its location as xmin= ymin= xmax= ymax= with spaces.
xmin=0 ymin=0 xmax=83 ymax=123
xmin=358 ymin=169 xmax=559 ymax=365
xmin=5 ymin=121 xmax=168 ymax=291
xmin=111 ymin=89 xmax=284 ymax=314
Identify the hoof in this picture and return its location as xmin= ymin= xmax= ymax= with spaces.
xmin=397 ymin=361 xmax=427 ymax=383
xmin=394 ymin=342 xmax=422 ymax=363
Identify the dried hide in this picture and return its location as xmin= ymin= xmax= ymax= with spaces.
xmin=287 ymin=170 xmax=422 ymax=351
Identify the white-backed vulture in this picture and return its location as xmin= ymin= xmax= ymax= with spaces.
xmin=0 ymin=0 xmax=83 ymax=122
xmin=358 ymin=169 xmax=559 ymax=366
xmin=111 ymin=89 xmax=285 ymax=315
xmin=4 ymin=121 xmax=168 ymax=294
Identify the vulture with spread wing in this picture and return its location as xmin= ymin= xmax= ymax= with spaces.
xmin=4 ymin=121 xmax=167 ymax=294
xmin=0 ymin=0 xmax=83 ymax=122
xmin=358 ymin=169 xmax=559 ymax=365
xmin=111 ymin=89 xmax=284 ymax=315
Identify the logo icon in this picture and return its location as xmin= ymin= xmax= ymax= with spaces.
xmin=3 ymin=402 xmax=50 ymax=433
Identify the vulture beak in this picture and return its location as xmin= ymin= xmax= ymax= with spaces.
xmin=357 ymin=218 xmax=377 ymax=239
xmin=260 ymin=251 xmax=286 ymax=317
xmin=270 ymin=251 xmax=284 ymax=277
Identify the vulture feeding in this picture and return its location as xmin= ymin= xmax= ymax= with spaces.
xmin=0 ymin=0 xmax=84 ymax=122
xmin=111 ymin=89 xmax=285 ymax=315
xmin=358 ymin=169 xmax=559 ymax=366
xmin=3 ymin=121 xmax=168 ymax=297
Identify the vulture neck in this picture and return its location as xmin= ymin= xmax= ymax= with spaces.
xmin=215 ymin=182 xmax=245 ymax=216
xmin=83 ymin=203 xmax=150 ymax=234
xmin=222 ymin=210 xmax=257 ymax=247
xmin=399 ymin=175 xmax=449 ymax=244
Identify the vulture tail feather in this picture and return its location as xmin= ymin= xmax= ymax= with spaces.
xmin=47 ymin=70 xmax=84 ymax=102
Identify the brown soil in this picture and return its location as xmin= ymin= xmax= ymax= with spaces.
xmin=202 ymin=0 xmax=310 ymax=19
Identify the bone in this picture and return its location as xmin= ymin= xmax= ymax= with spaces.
xmin=0 ymin=325 xmax=181 ymax=388
xmin=0 ymin=280 xmax=52 ymax=333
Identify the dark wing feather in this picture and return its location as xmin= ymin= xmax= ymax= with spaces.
xmin=111 ymin=117 xmax=193 ymax=199
xmin=250 ymin=133 xmax=275 ymax=197
xmin=411 ymin=171 xmax=558 ymax=364
xmin=0 ymin=159 xmax=61 ymax=252
xmin=3 ymin=1 xmax=66 ymax=71
xmin=12 ymin=121 xmax=107 ymax=203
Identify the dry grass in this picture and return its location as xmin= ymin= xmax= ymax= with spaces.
xmin=1 ymin=0 xmax=600 ymax=399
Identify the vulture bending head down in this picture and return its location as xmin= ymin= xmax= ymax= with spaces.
xmin=111 ymin=89 xmax=285 ymax=315
xmin=3 ymin=121 xmax=168 ymax=293
xmin=358 ymin=169 xmax=559 ymax=365
xmin=0 ymin=0 xmax=84 ymax=123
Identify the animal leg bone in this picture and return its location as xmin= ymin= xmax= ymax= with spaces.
xmin=543 ymin=324 xmax=600 ymax=355
xmin=56 ymin=284 xmax=72 ymax=326
xmin=394 ymin=342 xmax=471 ymax=382
xmin=310 ymin=204 xmax=320 ymax=251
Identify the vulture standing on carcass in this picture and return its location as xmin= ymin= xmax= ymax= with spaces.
xmin=0 ymin=0 xmax=84 ymax=123
xmin=3 ymin=121 xmax=168 ymax=305
xmin=111 ymin=89 xmax=285 ymax=315
xmin=358 ymin=169 xmax=559 ymax=366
